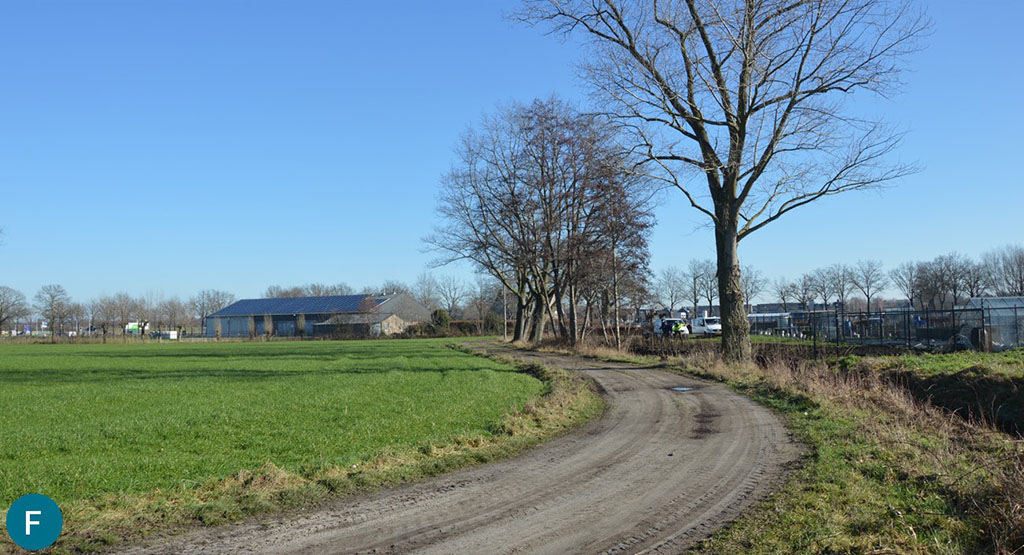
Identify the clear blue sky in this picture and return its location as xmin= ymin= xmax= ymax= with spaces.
xmin=1 ymin=1 xmax=1021 ymax=303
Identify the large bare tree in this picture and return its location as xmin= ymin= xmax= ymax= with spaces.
xmin=428 ymin=97 xmax=653 ymax=344
xmin=851 ymin=259 xmax=889 ymax=312
xmin=984 ymin=245 xmax=1024 ymax=297
xmin=0 ymin=286 xmax=30 ymax=332
xmin=521 ymin=0 xmax=925 ymax=359
xmin=34 ymin=284 xmax=73 ymax=338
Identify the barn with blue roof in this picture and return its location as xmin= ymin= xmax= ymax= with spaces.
xmin=204 ymin=293 xmax=430 ymax=338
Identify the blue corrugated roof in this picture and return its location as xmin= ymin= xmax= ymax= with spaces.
xmin=209 ymin=295 xmax=385 ymax=317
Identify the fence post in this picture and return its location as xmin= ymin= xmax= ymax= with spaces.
xmin=905 ymin=309 xmax=910 ymax=348
xmin=1016 ymin=306 xmax=1020 ymax=348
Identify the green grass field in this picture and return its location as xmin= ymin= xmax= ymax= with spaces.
xmin=0 ymin=339 xmax=546 ymax=513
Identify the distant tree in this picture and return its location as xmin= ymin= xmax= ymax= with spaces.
xmin=109 ymin=292 xmax=141 ymax=336
xmin=189 ymin=289 xmax=236 ymax=330
xmin=889 ymin=262 xmax=919 ymax=307
xmin=685 ymin=259 xmax=712 ymax=317
xmin=264 ymin=285 xmax=305 ymax=298
xmin=412 ymin=273 xmax=440 ymax=312
xmin=654 ymin=266 xmax=688 ymax=314
xmin=852 ymin=260 xmax=889 ymax=312
xmin=984 ymin=245 xmax=1024 ymax=296
xmin=810 ymin=268 xmax=837 ymax=309
xmin=377 ymin=281 xmax=409 ymax=296
xmin=66 ymin=302 xmax=87 ymax=336
xmin=740 ymin=265 xmax=767 ymax=312
xmin=0 ymin=286 xmax=30 ymax=331
xmin=797 ymin=274 xmax=816 ymax=311
xmin=465 ymin=278 xmax=501 ymax=333
xmin=963 ymin=261 xmax=991 ymax=299
xmin=159 ymin=297 xmax=191 ymax=335
xmin=437 ymin=275 xmax=468 ymax=318
xmin=827 ymin=264 xmax=854 ymax=311
xmin=34 ymin=284 xmax=73 ymax=338
xmin=771 ymin=278 xmax=796 ymax=312
xmin=305 ymin=282 xmax=355 ymax=296
xmin=694 ymin=259 xmax=717 ymax=316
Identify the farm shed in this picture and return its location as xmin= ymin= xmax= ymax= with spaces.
xmin=205 ymin=293 xmax=430 ymax=338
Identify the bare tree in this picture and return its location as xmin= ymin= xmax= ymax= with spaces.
xmin=963 ymin=261 xmax=991 ymax=299
xmin=889 ymin=261 xmax=918 ymax=307
xmin=796 ymin=274 xmax=816 ymax=310
xmin=826 ymin=264 xmax=854 ymax=311
xmin=655 ymin=266 xmax=688 ymax=313
xmin=465 ymin=277 xmax=501 ymax=333
xmin=412 ymin=273 xmax=441 ymax=312
xmin=428 ymin=97 xmax=653 ymax=344
xmin=771 ymin=278 xmax=795 ymax=312
xmin=159 ymin=297 xmax=191 ymax=336
xmin=264 ymin=285 xmax=304 ymax=298
xmin=984 ymin=245 xmax=1024 ymax=296
xmin=189 ymin=289 xmax=236 ymax=332
xmin=694 ymin=259 xmax=718 ymax=315
xmin=740 ymin=265 xmax=766 ymax=312
xmin=810 ymin=268 xmax=836 ymax=310
xmin=306 ymin=282 xmax=355 ymax=296
xmin=34 ymin=284 xmax=73 ymax=338
xmin=0 ymin=286 xmax=30 ymax=332
xmin=851 ymin=260 xmax=889 ymax=312
xmin=436 ymin=275 xmax=468 ymax=318
xmin=521 ymin=0 xmax=926 ymax=359
xmin=109 ymin=292 xmax=141 ymax=337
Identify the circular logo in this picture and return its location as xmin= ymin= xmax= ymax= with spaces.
xmin=5 ymin=494 xmax=63 ymax=551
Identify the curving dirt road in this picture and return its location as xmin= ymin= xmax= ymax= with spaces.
xmin=123 ymin=343 xmax=800 ymax=554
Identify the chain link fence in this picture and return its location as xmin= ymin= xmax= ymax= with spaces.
xmin=751 ymin=304 xmax=1024 ymax=352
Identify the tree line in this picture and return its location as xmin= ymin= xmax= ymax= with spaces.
xmin=654 ymin=244 xmax=1024 ymax=316
xmin=0 ymin=285 xmax=236 ymax=338
xmin=0 ymin=273 xmax=514 ymax=339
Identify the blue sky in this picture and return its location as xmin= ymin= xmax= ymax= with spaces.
xmin=1 ymin=1 xmax=1021 ymax=303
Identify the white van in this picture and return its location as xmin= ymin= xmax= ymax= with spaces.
xmin=690 ymin=316 xmax=722 ymax=336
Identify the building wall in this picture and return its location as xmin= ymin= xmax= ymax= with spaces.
xmin=206 ymin=313 xmax=331 ymax=337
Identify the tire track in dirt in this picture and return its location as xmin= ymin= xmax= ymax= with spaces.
xmin=121 ymin=343 xmax=801 ymax=554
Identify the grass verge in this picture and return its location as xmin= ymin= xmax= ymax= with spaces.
xmin=538 ymin=342 xmax=1024 ymax=553
xmin=0 ymin=340 xmax=602 ymax=554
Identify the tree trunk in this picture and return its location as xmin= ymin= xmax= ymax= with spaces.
xmin=552 ymin=279 xmax=570 ymax=341
xmin=567 ymin=283 xmax=579 ymax=345
xmin=611 ymin=245 xmax=621 ymax=351
xmin=528 ymin=292 xmax=548 ymax=343
xmin=715 ymin=223 xmax=751 ymax=361
xmin=513 ymin=297 xmax=527 ymax=342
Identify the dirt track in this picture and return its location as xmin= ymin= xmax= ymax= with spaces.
xmin=122 ymin=343 xmax=800 ymax=554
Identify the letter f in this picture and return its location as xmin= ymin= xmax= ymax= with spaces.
xmin=26 ymin=510 xmax=41 ymax=535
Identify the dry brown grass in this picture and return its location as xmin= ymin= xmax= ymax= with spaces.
xmin=536 ymin=338 xmax=1023 ymax=552
xmin=675 ymin=350 xmax=1024 ymax=553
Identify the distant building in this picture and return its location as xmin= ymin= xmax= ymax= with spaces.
xmin=204 ymin=293 xmax=430 ymax=338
